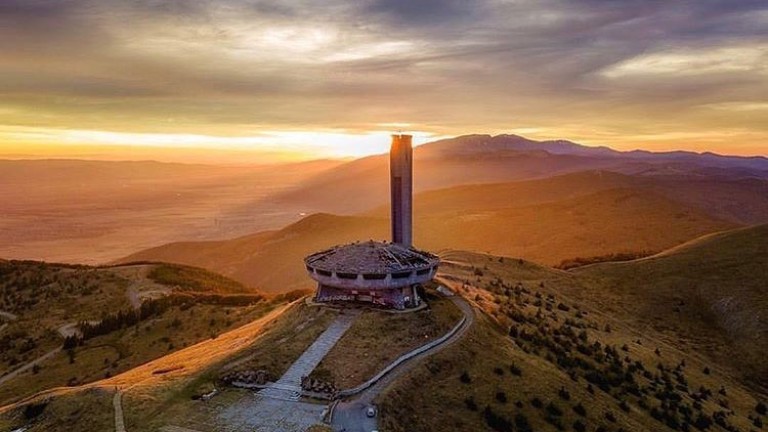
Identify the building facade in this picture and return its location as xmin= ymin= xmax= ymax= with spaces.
xmin=303 ymin=134 xmax=440 ymax=309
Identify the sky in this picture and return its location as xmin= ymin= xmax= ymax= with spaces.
xmin=0 ymin=0 xmax=766 ymax=162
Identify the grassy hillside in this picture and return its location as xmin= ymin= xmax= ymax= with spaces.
xmin=4 ymin=237 xmax=767 ymax=431
xmin=417 ymin=188 xmax=734 ymax=265
xmin=402 ymin=170 xmax=637 ymax=215
xmin=118 ymin=214 xmax=391 ymax=293
xmin=314 ymin=288 xmax=464 ymax=389
xmin=574 ymin=224 xmax=768 ymax=389
xmin=0 ymin=300 xmax=294 ymax=432
xmin=397 ymin=171 xmax=768 ymax=226
xmin=0 ymin=260 xmax=269 ymax=405
xmin=119 ymin=187 xmax=735 ymax=293
xmin=379 ymin=250 xmax=767 ymax=432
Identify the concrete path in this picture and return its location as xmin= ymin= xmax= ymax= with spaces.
xmin=219 ymin=394 xmax=328 ymax=432
xmin=113 ymin=389 xmax=126 ymax=432
xmin=332 ymin=295 xmax=474 ymax=432
xmin=0 ymin=310 xmax=18 ymax=321
xmin=217 ymin=311 xmax=358 ymax=431
xmin=160 ymin=426 xmax=205 ymax=432
xmin=258 ymin=311 xmax=358 ymax=401
xmin=0 ymin=348 xmax=61 ymax=387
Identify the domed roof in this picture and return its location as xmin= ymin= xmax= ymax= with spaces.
xmin=304 ymin=241 xmax=439 ymax=274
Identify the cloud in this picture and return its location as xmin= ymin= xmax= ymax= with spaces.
xmin=601 ymin=44 xmax=768 ymax=77
xmin=0 ymin=0 xmax=766 ymax=154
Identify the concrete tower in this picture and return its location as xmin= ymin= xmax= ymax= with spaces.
xmin=390 ymin=134 xmax=413 ymax=246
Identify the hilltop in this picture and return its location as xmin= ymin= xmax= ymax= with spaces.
xmin=402 ymin=170 xmax=768 ymax=226
xmin=117 ymin=214 xmax=391 ymax=293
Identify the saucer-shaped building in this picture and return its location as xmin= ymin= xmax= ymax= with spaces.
xmin=304 ymin=241 xmax=439 ymax=309
xmin=303 ymin=134 xmax=440 ymax=310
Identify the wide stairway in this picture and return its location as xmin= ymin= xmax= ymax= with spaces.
xmin=258 ymin=310 xmax=358 ymax=401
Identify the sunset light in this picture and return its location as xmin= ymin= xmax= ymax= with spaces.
xmin=0 ymin=125 xmax=444 ymax=161
xmin=1 ymin=2 xmax=768 ymax=430
xmin=0 ymin=0 xmax=765 ymax=161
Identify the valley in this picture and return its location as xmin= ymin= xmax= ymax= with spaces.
xmin=0 ymin=159 xmax=339 ymax=264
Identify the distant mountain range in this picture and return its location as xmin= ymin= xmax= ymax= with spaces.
xmin=2 ymin=133 xmax=767 ymax=266
xmin=269 ymin=134 xmax=768 ymax=216
xmin=421 ymin=134 xmax=768 ymax=172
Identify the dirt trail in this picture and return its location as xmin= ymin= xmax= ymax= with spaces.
xmin=0 ymin=300 xmax=296 ymax=416
xmin=0 ymin=348 xmax=61 ymax=388
xmin=113 ymin=390 xmax=126 ymax=432
xmin=109 ymin=265 xmax=170 ymax=310
xmin=0 ymin=311 xmax=18 ymax=321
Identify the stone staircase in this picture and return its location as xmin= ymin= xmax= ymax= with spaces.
xmin=258 ymin=311 xmax=358 ymax=401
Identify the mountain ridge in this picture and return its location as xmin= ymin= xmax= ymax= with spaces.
xmin=117 ymin=182 xmax=736 ymax=293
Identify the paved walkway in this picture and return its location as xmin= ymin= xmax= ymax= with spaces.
xmin=160 ymin=426 xmax=205 ymax=432
xmin=0 ymin=310 xmax=18 ymax=321
xmin=218 ymin=394 xmax=328 ymax=432
xmin=113 ymin=389 xmax=126 ymax=432
xmin=258 ymin=311 xmax=358 ymax=401
xmin=0 ymin=348 xmax=61 ymax=387
xmin=216 ymin=311 xmax=358 ymax=431
xmin=332 ymin=295 xmax=474 ymax=432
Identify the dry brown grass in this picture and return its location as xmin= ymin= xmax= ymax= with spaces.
xmin=0 ymin=302 xmax=275 ymax=406
xmin=218 ymin=302 xmax=339 ymax=381
xmin=0 ymin=261 xmax=270 ymax=406
xmin=122 ymin=187 xmax=734 ymax=294
xmin=379 ymin=252 xmax=766 ymax=432
xmin=314 ymin=291 xmax=463 ymax=389
xmin=0 ymin=387 xmax=113 ymax=432
xmin=118 ymin=301 xmax=334 ymax=431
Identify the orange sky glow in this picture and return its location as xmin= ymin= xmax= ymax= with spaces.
xmin=0 ymin=1 xmax=766 ymax=163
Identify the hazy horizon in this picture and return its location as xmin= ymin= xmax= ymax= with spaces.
xmin=2 ymin=130 xmax=768 ymax=165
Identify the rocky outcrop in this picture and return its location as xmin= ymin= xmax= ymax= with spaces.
xmin=221 ymin=369 xmax=270 ymax=386
xmin=301 ymin=376 xmax=337 ymax=396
